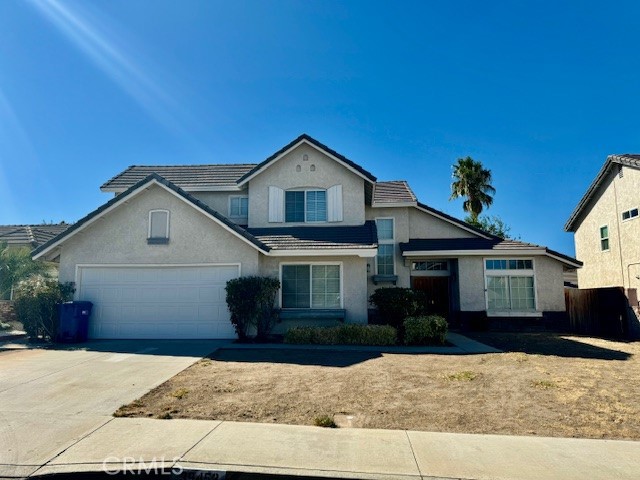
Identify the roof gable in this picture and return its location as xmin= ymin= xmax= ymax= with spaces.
xmin=565 ymin=154 xmax=640 ymax=232
xmin=33 ymin=174 xmax=270 ymax=260
xmin=236 ymin=134 xmax=377 ymax=185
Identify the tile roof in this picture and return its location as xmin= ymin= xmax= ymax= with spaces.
xmin=33 ymin=174 xmax=270 ymax=258
xmin=247 ymin=221 xmax=378 ymax=250
xmin=0 ymin=224 xmax=71 ymax=248
xmin=372 ymin=181 xmax=417 ymax=204
xmin=399 ymin=238 xmax=582 ymax=267
xmin=565 ymin=154 xmax=640 ymax=232
xmin=101 ymin=134 xmax=377 ymax=192
xmin=101 ymin=164 xmax=257 ymax=191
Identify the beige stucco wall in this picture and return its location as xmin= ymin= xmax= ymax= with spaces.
xmin=574 ymin=166 xmax=640 ymax=289
xmin=57 ymin=184 xmax=261 ymax=284
xmin=364 ymin=205 xmax=480 ymax=301
xmin=534 ymin=256 xmax=566 ymax=311
xmin=190 ymin=191 xmax=247 ymax=220
xmin=247 ymin=144 xmax=365 ymax=228
xmin=458 ymin=257 xmax=486 ymax=311
xmin=259 ymin=254 xmax=369 ymax=325
xmin=457 ymin=255 xmax=565 ymax=312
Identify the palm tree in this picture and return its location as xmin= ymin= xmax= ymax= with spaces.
xmin=450 ymin=156 xmax=496 ymax=222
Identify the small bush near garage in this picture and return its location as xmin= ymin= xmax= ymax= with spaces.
xmin=369 ymin=287 xmax=428 ymax=328
xmin=225 ymin=276 xmax=280 ymax=341
xmin=284 ymin=324 xmax=397 ymax=346
xmin=13 ymin=276 xmax=75 ymax=342
xmin=403 ymin=315 xmax=448 ymax=345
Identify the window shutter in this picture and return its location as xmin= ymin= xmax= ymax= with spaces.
xmin=268 ymin=186 xmax=284 ymax=223
xmin=327 ymin=184 xmax=343 ymax=222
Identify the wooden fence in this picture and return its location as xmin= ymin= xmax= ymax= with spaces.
xmin=565 ymin=287 xmax=637 ymax=338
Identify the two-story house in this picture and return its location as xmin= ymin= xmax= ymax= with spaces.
xmin=33 ymin=134 xmax=580 ymax=339
xmin=565 ymin=154 xmax=640 ymax=291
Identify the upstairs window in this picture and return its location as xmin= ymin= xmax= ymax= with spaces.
xmin=148 ymin=210 xmax=169 ymax=244
xmin=285 ymin=190 xmax=327 ymax=222
xmin=622 ymin=208 xmax=639 ymax=222
xmin=229 ymin=196 xmax=249 ymax=219
xmin=600 ymin=225 xmax=609 ymax=251
xmin=376 ymin=218 xmax=395 ymax=275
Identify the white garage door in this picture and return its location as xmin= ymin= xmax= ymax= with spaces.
xmin=78 ymin=265 xmax=240 ymax=339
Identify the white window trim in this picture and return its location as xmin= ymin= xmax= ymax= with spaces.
xmin=599 ymin=224 xmax=610 ymax=252
xmin=483 ymin=257 xmax=539 ymax=314
xmin=148 ymin=209 xmax=170 ymax=239
xmin=621 ymin=207 xmax=639 ymax=222
xmin=284 ymin=188 xmax=328 ymax=224
xmin=279 ymin=261 xmax=344 ymax=309
xmin=375 ymin=217 xmax=395 ymax=275
xmin=228 ymin=195 xmax=249 ymax=220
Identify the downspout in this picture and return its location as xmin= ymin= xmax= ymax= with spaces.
xmin=628 ymin=262 xmax=640 ymax=292
xmin=612 ymin=171 xmax=627 ymax=287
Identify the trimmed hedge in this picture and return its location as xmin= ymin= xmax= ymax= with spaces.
xmin=369 ymin=287 xmax=427 ymax=328
xmin=284 ymin=324 xmax=397 ymax=346
xmin=225 ymin=276 xmax=280 ymax=341
xmin=403 ymin=315 xmax=448 ymax=345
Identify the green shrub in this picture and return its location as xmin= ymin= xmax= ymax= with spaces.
xmin=225 ymin=276 xmax=280 ymax=341
xmin=369 ymin=288 xmax=427 ymax=328
xmin=284 ymin=324 xmax=397 ymax=346
xmin=0 ymin=242 xmax=49 ymax=300
xmin=403 ymin=315 xmax=448 ymax=345
xmin=13 ymin=276 xmax=75 ymax=341
xmin=314 ymin=415 xmax=338 ymax=428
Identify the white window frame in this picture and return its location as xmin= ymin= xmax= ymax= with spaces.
xmin=621 ymin=207 xmax=639 ymax=222
xmin=600 ymin=224 xmax=610 ymax=252
xmin=375 ymin=217 xmax=395 ymax=275
xmin=228 ymin=195 xmax=249 ymax=221
xmin=284 ymin=188 xmax=328 ymax=223
xmin=279 ymin=262 xmax=344 ymax=309
xmin=148 ymin=209 xmax=170 ymax=239
xmin=483 ymin=258 xmax=539 ymax=316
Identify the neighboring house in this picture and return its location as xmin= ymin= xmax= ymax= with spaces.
xmin=33 ymin=134 xmax=580 ymax=339
xmin=565 ymin=154 xmax=640 ymax=291
xmin=0 ymin=223 xmax=70 ymax=250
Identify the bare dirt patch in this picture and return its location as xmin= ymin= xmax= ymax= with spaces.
xmin=115 ymin=333 xmax=640 ymax=439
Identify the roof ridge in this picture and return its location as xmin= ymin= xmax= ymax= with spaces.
xmin=126 ymin=163 xmax=259 ymax=167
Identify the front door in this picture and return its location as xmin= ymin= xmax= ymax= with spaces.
xmin=412 ymin=276 xmax=450 ymax=317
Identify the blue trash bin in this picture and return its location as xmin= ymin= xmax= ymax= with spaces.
xmin=57 ymin=301 xmax=93 ymax=342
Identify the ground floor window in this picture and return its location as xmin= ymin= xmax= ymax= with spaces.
xmin=281 ymin=264 xmax=341 ymax=309
xmin=485 ymin=259 xmax=536 ymax=311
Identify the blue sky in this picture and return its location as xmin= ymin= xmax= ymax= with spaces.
xmin=1 ymin=0 xmax=639 ymax=256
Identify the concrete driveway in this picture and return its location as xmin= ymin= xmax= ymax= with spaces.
xmin=0 ymin=340 xmax=227 ymax=478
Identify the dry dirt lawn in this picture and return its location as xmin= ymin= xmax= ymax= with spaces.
xmin=116 ymin=333 xmax=640 ymax=440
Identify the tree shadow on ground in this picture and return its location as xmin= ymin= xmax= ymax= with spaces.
xmin=210 ymin=348 xmax=383 ymax=367
xmin=463 ymin=332 xmax=633 ymax=361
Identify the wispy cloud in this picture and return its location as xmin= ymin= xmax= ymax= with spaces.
xmin=26 ymin=0 xmax=198 ymax=140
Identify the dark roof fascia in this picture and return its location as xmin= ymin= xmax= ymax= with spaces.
xmin=236 ymin=134 xmax=377 ymax=185
xmin=33 ymin=173 xmax=270 ymax=258
xmin=415 ymin=202 xmax=499 ymax=240
xmin=399 ymin=238 xmax=582 ymax=268
xmin=565 ymin=155 xmax=640 ymax=232
xmin=247 ymin=220 xmax=379 ymax=249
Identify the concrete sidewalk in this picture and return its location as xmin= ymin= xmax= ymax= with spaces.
xmin=30 ymin=418 xmax=640 ymax=480
xmin=223 ymin=332 xmax=501 ymax=355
